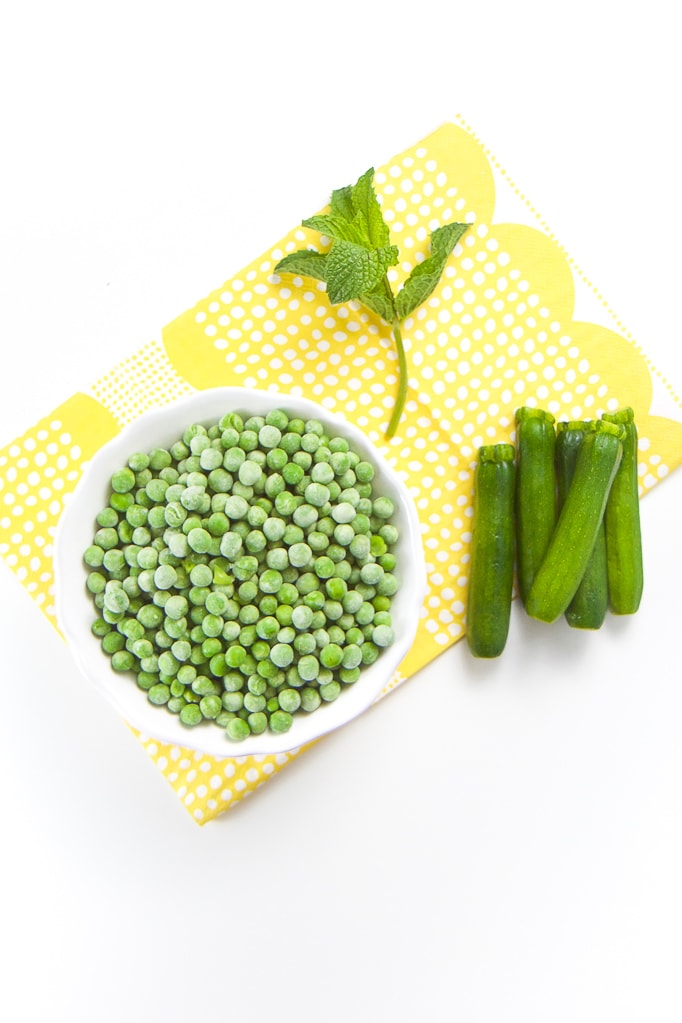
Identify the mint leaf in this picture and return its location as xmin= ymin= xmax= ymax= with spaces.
xmin=351 ymin=168 xmax=391 ymax=247
xmin=274 ymin=249 xmax=328 ymax=283
xmin=394 ymin=221 xmax=469 ymax=319
xmin=358 ymin=284 xmax=396 ymax=323
xmin=302 ymin=212 xmax=369 ymax=246
xmin=325 ymin=241 xmax=399 ymax=305
xmin=330 ymin=185 xmax=355 ymax=222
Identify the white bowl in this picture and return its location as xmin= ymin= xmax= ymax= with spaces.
xmin=54 ymin=387 xmax=427 ymax=758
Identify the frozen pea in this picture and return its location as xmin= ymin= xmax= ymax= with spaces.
xmin=219 ymin=530 xmax=243 ymax=560
xmin=307 ymin=530 xmax=329 ymax=553
xmin=349 ymin=534 xmax=371 ymax=561
xmin=111 ymin=467 xmax=136 ymax=494
xmin=179 ymin=703 xmax=203 ymax=727
xmin=245 ymin=529 xmax=267 ymax=553
xmin=298 ymin=654 xmax=319 ymax=681
xmin=331 ymin=501 xmax=356 ymax=524
xmin=199 ymin=447 xmax=223 ymax=472
xmin=269 ymin=710 xmax=293 ymax=735
xmin=258 ymin=424 xmax=282 ymax=449
xmin=265 ymin=447 xmax=288 ymax=472
xmin=282 ymin=523 xmax=304 ymax=546
xmin=225 ymin=717 xmax=250 ymax=742
xmin=376 ymin=573 xmax=398 ymax=596
xmin=291 ymin=604 xmax=314 ymax=630
xmin=84 ymin=545 xmax=105 ymax=568
xmin=372 ymin=496 xmax=394 ymax=518
xmin=305 ymin=482 xmax=330 ymax=507
xmin=273 ymin=490 xmax=297 ymax=517
xmin=187 ymin=563 xmax=212 ymax=588
xmin=330 ymin=451 xmax=351 ymax=475
xmin=201 ymin=614 xmax=224 ymax=638
xmin=356 ymin=601 xmax=375 ymax=626
xmin=165 ymin=594 xmax=188 ymax=620
xmin=238 ymin=429 xmax=258 ymax=453
xmin=360 ymin=563 xmax=384 ymax=586
xmin=247 ymin=712 xmax=268 ymax=735
xmin=86 ymin=571 xmax=107 ymax=594
xmin=102 ymin=631 xmax=125 ymax=654
xmin=270 ymin=643 xmax=294 ymax=668
xmin=144 ymin=478 xmax=168 ymax=504
xmin=311 ymin=461 xmax=334 ymax=484
xmin=288 ymin=542 xmax=312 ymax=568
xmin=94 ymin=526 xmax=119 ymax=550
xmin=278 ymin=688 xmax=301 ymax=713
xmin=223 ymin=494 xmax=249 ymax=519
xmin=294 ymin=632 xmax=317 ymax=656
xmin=265 ymin=547 xmax=289 ymax=572
xmin=232 ymin=555 xmax=258 ymax=581
xmin=319 ymin=681 xmax=341 ymax=702
xmin=372 ymin=624 xmax=394 ymax=647
xmin=148 ymin=683 xmax=171 ymax=705
xmin=281 ymin=462 xmax=304 ymax=486
xmin=243 ymin=693 xmax=266 ymax=713
xmin=300 ymin=688 xmax=322 ymax=713
xmin=204 ymin=511 xmax=229 ymax=537
xmin=238 ymin=580 xmax=259 ymax=604
xmin=355 ymin=460 xmax=375 ymax=483
xmin=320 ymin=643 xmax=343 ymax=668
xmin=239 ymin=459 xmax=263 ymax=487
xmin=255 ymin=615 xmax=279 ymax=640
xmin=292 ymin=503 xmax=319 ymax=530
xmin=313 ymin=556 xmax=335 ymax=579
xmin=200 ymin=694 xmax=222 ymax=719
xmin=187 ymin=527 xmax=212 ymax=553
xmin=333 ymin=523 xmax=355 ymax=547
xmin=223 ymin=447 xmax=246 ymax=473
xmin=325 ymin=577 xmax=347 ymax=601
xmin=303 ymin=589 xmax=325 ymax=611
xmin=277 ymin=582 xmax=299 ymax=605
xmin=154 ymin=564 xmax=177 ymax=590
xmin=103 ymin=584 xmax=129 ymax=614
xmin=261 ymin=516 xmax=285 ymax=543
xmin=259 ymin=569 xmax=283 ymax=594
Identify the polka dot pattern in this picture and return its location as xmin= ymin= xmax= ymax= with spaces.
xmin=2 ymin=121 xmax=682 ymax=823
xmin=90 ymin=339 xmax=193 ymax=426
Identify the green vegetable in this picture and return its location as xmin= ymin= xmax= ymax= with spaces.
xmin=555 ymin=422 xmax=608 ymax=630
xmin=84 ymin=408 xmax=401 ymax=742
xmin=274 ymin=168 xmax=469 ymax=439
xmin=601 ymin=407 xmax=644 ymax=614
xmin=514 ymin=407 xmax=557 ymax=604
xmin=526 ymin=420 xmax=624 ymax=624
xmin=466 ymin=443 xmax=516 ymax=659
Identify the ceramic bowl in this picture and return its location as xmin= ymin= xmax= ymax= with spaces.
xmin=54 ymin=387 xmax=427 ymax=757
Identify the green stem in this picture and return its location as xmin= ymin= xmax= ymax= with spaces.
xmin=386 ymin=318 xmax=407 ymax=439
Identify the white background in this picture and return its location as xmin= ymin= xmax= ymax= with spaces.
xmin=2 ymin=3 xmax=682 ymax=1021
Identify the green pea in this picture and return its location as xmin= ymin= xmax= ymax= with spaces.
xmin=179 ymin=703 xmax=203 ymax=727
xmin=269 ymin=710 xmax=293 ymax=734
xmin=226 ymin=717 xmax=251 ymax=741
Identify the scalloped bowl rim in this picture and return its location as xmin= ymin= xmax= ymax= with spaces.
xmin=54 ymin=387 xmax=427 ymax=758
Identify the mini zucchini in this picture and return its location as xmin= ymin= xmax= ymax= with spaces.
xmin=525 ymin=419 xmax=624 ymax=624
xmin=466 ymin=443 xmax=516 ymax=658
xmin=514 ymin=406 xmax=557 ymax=604
xmin=601 ymin=407 xmax=644 ymax=614
xmin=555 ymin=421 xmax=608 ymax=630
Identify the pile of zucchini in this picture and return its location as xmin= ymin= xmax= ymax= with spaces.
xmin=466 ymin=406 xmax=643 ymax=658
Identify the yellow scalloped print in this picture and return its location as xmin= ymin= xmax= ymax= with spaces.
xmin=1 ymin=121 xmax=681 ymax=824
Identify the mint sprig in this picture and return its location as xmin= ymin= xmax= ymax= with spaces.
xmin=274 ymin=167 xmax=469 ymax=438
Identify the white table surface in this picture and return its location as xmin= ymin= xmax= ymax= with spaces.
xmin=2 ymin=4 xmax=682 ymax=1021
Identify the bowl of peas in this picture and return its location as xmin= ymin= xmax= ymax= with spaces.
xmin=54 ymin=387 xmax=427 ymax=757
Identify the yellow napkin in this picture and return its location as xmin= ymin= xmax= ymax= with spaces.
xmin=2 ymin=119 xmax=681 ymax=823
